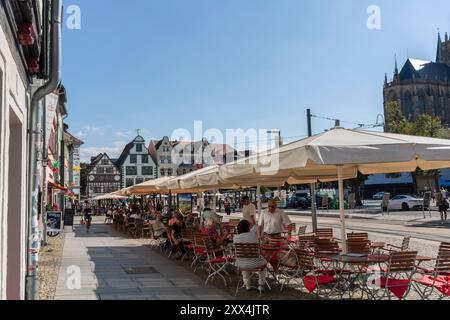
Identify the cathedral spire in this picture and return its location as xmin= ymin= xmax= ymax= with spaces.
xmin=394 ymin=54 xmax=399 ymax=75
xmin=436 ymin=32 xmax=442 ymax=63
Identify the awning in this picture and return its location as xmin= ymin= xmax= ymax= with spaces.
xmin=48 ymin=181 xmax=68 ymax=191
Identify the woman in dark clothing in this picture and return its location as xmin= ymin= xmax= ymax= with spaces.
xmin=83 ymin=201 xmax=92 ymax=232
xmin=437 ymin=191 xmax=448 ymax=225
xmin=168 ymin=212 xmax=186 ymax=255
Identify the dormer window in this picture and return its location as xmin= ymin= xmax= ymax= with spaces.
xmin=136 ymin=144 xmax=143 ymax=152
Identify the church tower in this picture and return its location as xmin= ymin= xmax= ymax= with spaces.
xmin=437 ymin=32 xmax=450 ymax=67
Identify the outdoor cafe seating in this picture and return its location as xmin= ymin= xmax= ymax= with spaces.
xmin=109 ymin=212 xmax=449 ymax=300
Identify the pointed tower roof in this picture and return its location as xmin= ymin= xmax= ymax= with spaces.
xmin=436 ymin=32 xmax=442 ymax=63
xmin=384 ymin=73 xmax=388 ymax=85
xmin=394 ymin=54 xmax=399 ymax=75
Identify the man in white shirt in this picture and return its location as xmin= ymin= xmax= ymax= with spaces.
xmin=258 ymin=199 xmax=292 ymax=241
xmin=242 ymin=196 xmax=257 ymax=227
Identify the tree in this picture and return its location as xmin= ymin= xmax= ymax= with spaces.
xmin=411 ymin=114 xmax=449 ymax=139
xmin=347 ymin=172 xmax=369 ymax=206
xmin=384 ymin=101 xmax=413 ymax=134
xmin=384 ymin=101 xmax=450 ymax=193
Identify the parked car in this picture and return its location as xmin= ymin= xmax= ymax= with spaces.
xmin=387 ymin=195 xmax=424 ymax=211
xmin=287 ymin=195 xmax=309 ymax=209
xmin=287 ymin=194 xmax=323 ymax=209
xmin=373 ymin=192 xmax=385 ymax=200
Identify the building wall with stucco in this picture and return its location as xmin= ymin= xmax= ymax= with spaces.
xmin=0 ymin=15 xmax=29 ymax=300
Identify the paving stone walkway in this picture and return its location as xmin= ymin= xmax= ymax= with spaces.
xmin=54 ymin=218 xmax=232 ymax=300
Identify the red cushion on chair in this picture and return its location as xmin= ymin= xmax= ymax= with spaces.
xmin=194 ymin=247 xmax=206 ymax=254
xmin=419 ymin=269 xmax=450 ymax=276
xmin=416 ymin=275 xmax=450 ymax=296
xmin=377 ymin=277 xmax=411 ymax=299
xmin=303 ymin=275 xmax=335 ymax=293
xmin=186 ymin=244 xmax=195 ymax=249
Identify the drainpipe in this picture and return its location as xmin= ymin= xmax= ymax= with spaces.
xmin=40 ymin=97 xmax=48 ymax=246
xmin=26 ymin=0 xmax=62 ymax=300
xmin=60 ymin=114 xmax=69 ymax=220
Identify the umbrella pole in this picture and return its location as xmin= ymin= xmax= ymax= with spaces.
xmin=257 ymin=184 xmax=262 ymax=223
xmin=337 ymin=165 xmax=347 ymax=253
xmin=212 ymin=190 xmax=217 ymax=213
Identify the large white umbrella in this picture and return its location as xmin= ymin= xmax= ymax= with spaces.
xmin=218 ymin=127 xmax=450 ymax=252
xmin=92 ymin=193 xmax=128 ymax=201
xmin=129 ymin=176 xmax=176 ymax=194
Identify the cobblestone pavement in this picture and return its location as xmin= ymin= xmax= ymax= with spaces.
xmin=54 ymin=218 xmax=232 ymax=300
xmin=39 ymin=232 xmax=66 ymax=300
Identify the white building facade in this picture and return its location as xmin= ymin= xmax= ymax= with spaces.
xmin=117 ymin=136 xmax=157 ymax=187
xmin=0 ymin=0 xmax=45 ymax=300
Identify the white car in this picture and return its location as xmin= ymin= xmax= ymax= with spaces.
xmin=387 ymin=195 xmax=424 ymax=211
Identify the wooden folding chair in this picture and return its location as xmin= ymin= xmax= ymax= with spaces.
xmin=347 ymin=239 xmax=372 ymax=255
xmin=369 ymin=251 xmax=418 ymax=300
xmin=314 ymin=238 xmax=341 ymax=271
xmin=414 ymin=242 xmax=450 ymax=300
xmin=347 ymin=232 xmax=369 ymax=241
xmin=234 ymin=243 xmax=270 ymax=296
xmin=180 ymin=227 xmax=195 ymax=261
xmin=315 ymin=228 xmax=338 ymax=242
xmin=281 ymin=223 xmax=296 ymax=238
xmin=383 ymin=236 xmax=411 ymax=252
xmin=203 ymin=235 xmax=234 ymax=286
xmin=295 ymin=247 xmax=337 ymax=298
xmin=288 ymin=225 xmax=308 ymax=244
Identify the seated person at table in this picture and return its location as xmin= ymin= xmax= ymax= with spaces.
xmin=168 ymin=212 xmax=187 ymax=254
xmin=201 ymin=220 xmax=229 ymax=247
xmin=184 ymin=212 xmax=195 ymax=227
xmin=234 ymin=220 xmax=267 ymax=291
xmin=258 ymin=199 xmax=292 ymax=243
xmin=152 ymin=213 xmax=167 ymax=239
xmin=201 ymin=208 xmax=221 ymax=226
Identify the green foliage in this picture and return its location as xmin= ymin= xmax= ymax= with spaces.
xmin=384 ymin=101 xmax=413 ymax=134
xmin=384 ymin=101 xmax=449 ymax=190
xmin=385 ymin=101 xmax=449 ymax=138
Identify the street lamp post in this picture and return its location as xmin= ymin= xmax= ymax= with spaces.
xmin=267 ymin=130 xmax=282 ymax=147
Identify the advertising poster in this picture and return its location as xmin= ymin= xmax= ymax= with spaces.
xmin=178 ymin=194 xmax=193 ymax=214
xmin=45 ymin=211 xmax=62 ymax=233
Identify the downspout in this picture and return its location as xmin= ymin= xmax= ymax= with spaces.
xmin=26 ymin=0 xmax=62 ymax=300
xmin=60 ymin=114 xmax=69 ymax=219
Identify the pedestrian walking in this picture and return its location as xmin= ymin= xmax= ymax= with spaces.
xmin=437 ymin=189 xmax=448 ymax=224
xmin=241 ymin=195 xmax=257 ymax=227
xmin=224 ymin=197 xmax=231 ymax=216
xmin=83 ymin=200 xmax=93 ymax=232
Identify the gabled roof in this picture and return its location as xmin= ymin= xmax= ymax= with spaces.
xmin=399 ymin=59 xmax=421 ymax=81
xmin=64 ymin=130 xmax=85 ymax=146
xmin=115 ymin=141 xmax=134 ymax=166
xmin=115 ymin=136 xmax=150 ymax=166
xmin=89 ymin=153 xmax=119 ymax=173
xmin=90 ymin=154 xmax=103 ymax=165
xmin=399 ymin=58 xmax=450 ymax=82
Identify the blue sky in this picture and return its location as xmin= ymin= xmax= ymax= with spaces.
xmin=61 ymin=0 xmax=450 ymax=161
